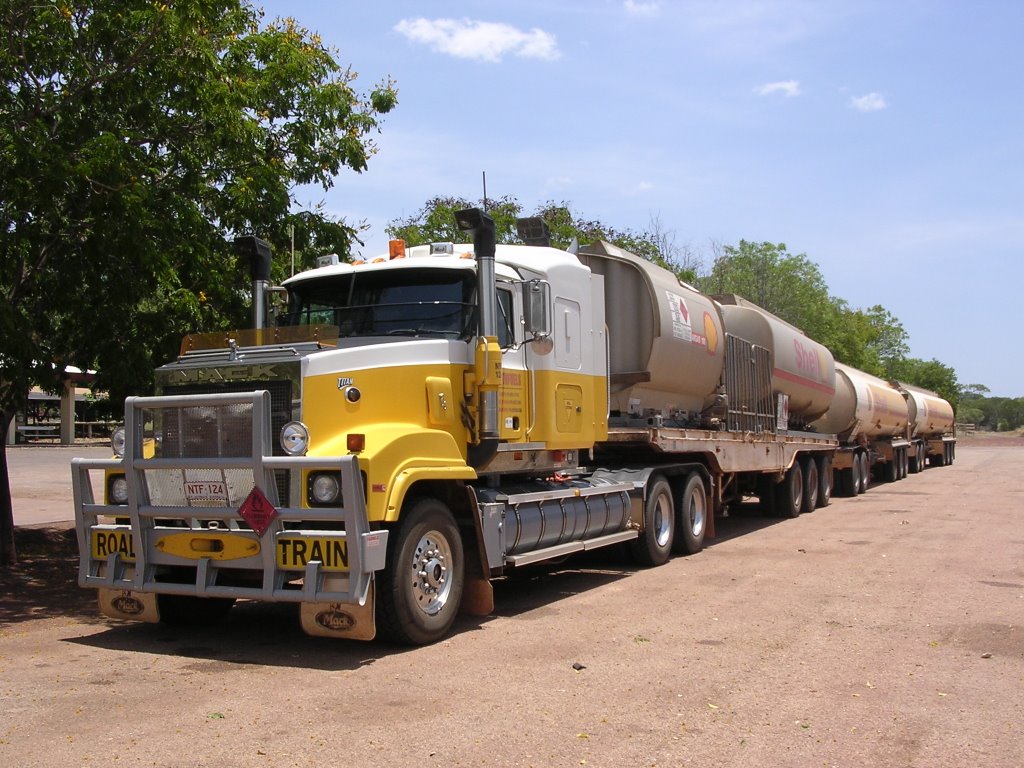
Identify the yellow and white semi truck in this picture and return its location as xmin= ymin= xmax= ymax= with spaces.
xmin=73 ymin=209 xmax=838 ymax=644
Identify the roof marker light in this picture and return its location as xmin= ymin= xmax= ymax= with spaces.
xmin=388 ymin=239 xmax=406 ymax=259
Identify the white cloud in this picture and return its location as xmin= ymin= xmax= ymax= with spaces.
xmin=850 ymin=92 xmax=887 ymax=112
xmin=394 ymin=18 xmax=560 ymax=63
xmin=755 ymin=80 xmax=802 ymax=97
xmin=626 ymin=181 xmax=655 ymax=195
xmin=624 ymin=1 xmax=660 ymax=16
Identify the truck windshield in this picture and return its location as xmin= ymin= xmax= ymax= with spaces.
xmin=280 ymin=267 xmax=476 ymax=340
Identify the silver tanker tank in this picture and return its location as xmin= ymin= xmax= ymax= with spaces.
xmin=713 ymin=294 xmax=836 ymax=424
xmin=578 ymin=242 xmax=725 ymax=418
xmin=892 ymin=381 xmax=955 ymax=438
xmin=810 ymin=362 xmax=908 ymax=441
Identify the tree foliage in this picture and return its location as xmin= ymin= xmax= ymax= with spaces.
xmin=887 ymin=358 xmax=961 ymax=411
xmin=697 ymin=241 xmax=926 ymax=384
xmin=0 ymin=0 xmax=397 ymax=564
xmin=387 ymin=196 xmax=698 ymax=281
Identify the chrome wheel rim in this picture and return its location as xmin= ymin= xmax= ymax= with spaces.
xmin=653 ymin=492 xmax=672 ymax=548
xmin=410 ymin=529 xmax=454 ymax=617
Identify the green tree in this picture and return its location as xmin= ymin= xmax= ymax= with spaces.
xmin=699 ymin=240 xmax=838 ymax=343
xmin=388 ymin=195 xmax=524 ymax=246
xmin=888 ymin=358 xmax=961 ymax=409
xmin=387 ymin=196 xmax=697 ymax=280
xmin=0 ymin=0 xmax=397 ymax=565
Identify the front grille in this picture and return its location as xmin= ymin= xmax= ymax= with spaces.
xmin=158 ymin=379 xmax=293 ymax=504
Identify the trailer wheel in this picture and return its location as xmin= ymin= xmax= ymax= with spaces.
xmin=817 ymin=455 xmax=832 ymax=507
xmin=630 ymin=477 xmax=675 ymax=566
xmin=886 ymin=454 xmax=899 ymax=483
xmin=801 ymin=457 xmax=819 ymax=513
xmin=857 ymin=452 xmax=870 ymax=494
xmin=847 ymin=456 xmax=862 ymax=496
xmin=376 ymin=498 xmax=464 ymax=645
xmin=909 ymin=444 xmax=923 ymax=474
xmin=775 ymin=462 xmax=804 ymax=518
xmin=932 ymin=449 xmax=945 ymax=467
xmin=157 ymin=595 xmax=235 ymax=626
xmin=672 ymin=473 xmax=707 ymax=555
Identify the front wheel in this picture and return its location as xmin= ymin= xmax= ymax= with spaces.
xmin=630 ymin=477 xmax=675 ymax=566
xmin=376 ymin=498 xmax=464 ymax=645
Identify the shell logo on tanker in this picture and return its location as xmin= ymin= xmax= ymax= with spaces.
xmin=703 ymin=312 xmax=718 ymax=355
xmin=793 ymin=338 xmax=824 ymax=381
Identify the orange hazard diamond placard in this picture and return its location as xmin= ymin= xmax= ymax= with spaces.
xmin=238 ymin=486 xmax=278 ymax=536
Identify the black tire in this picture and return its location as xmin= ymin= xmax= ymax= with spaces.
xmin=376 ymin=498 xmax=464 ymax=645
xmin=858 ymin=452 xmax=870 ymax=494
xmin=933 ymin=448 xmax=946 ymax=467
xmin=850 ymin=455 xmax=863 ymax=495
xmin=910 ymin=444 xmax=923 ymax=473
xmin=886 ymin=454 xmax=899 ymax=483
xmin=801 ymin=457 xmax=819 ymax=513
xmin=775 ymin=462 xmax=803 ymax=518
xmin=817 ymin=455 xmax=832 ymax=507
xmin=899 ymin=449 xmax=908 ymax=479
xmin=630 ymin=477 xmax=675 ymax=566
xmin=672 ymin=473 xmax=707 ymax=555
xmin=157 ymin=595 xmax=235 ymax=626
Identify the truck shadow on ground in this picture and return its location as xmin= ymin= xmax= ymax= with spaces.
xmin=5 ymin=510 xmax=788 ymax=670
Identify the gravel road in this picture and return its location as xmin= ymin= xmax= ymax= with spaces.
xmin=1 ymin=441 xmax=1021 ymax=767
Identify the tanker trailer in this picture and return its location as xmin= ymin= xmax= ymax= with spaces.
xmin=891 ymin=381 xmax=956 ymax=470
xmin=576 ymin=241 xmax=726 ymax=424
xmin=811 ymin=363 xmax=911 ymax=495
xmin=578 ymin=243 xmax=837 ymax=524
xmin=713 ymin=295 xmax=836 ymax=429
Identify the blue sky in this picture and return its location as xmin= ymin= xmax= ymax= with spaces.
xmin=259 ymin=0 xmax=1023 ymax=398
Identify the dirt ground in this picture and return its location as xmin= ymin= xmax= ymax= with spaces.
xmin=1 ymin=440 xmax=1022 ymax=767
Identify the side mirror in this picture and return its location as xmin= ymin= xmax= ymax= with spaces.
xmin=524 ymin=279 xmax=552 ymax=340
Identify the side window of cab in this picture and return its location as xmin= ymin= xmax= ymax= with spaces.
xmin=497 ymin=287 xmax=515 ymax=349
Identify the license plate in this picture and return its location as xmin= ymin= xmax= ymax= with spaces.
xmin=277 ymin=536 xmax=349 ymax=572
xmin=92 ymin=529 xmax=136 ymax=562
xmin=184 ymin=480 xmax=228 ymax=502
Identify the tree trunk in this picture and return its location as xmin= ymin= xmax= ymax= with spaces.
xmin=0 ymin=410 xmax=16 ymax=565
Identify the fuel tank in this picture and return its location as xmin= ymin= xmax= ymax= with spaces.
xmin=714 ymin=295 xmax=836 ymax=423
xmin=810 ymin=363 xmax=908 ymax=442
xmin=892 ymin=381 xmax=955 ymax=438
xmin=577 ymin=242 xmax=725 ymax=418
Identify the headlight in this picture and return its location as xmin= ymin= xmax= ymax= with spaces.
xmin=280 ymin=421 xmax=309 ymax=456
xmin=308 ymin=473 xmax=341 ymax=505
xmin=111 ymin=427 xmax=126 ymax=457
xmin=108 ymin=475 xmax=129 ymax=505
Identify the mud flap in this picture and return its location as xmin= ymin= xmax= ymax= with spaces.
xmin=300 ymin=581 xmax=376 ymax=641
xmin=98 ymin=588 xmax=160 ymax=623
xmin=460 ymin=575 xmax=495 ymax=616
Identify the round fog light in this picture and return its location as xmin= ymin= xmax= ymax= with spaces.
xmin=280 ymin=421 xmax=309 ymax=456
xmin=109 ymin=476 xmax=129 ymax=505
xmin=310 ymin=473 xmax=341 ymax=505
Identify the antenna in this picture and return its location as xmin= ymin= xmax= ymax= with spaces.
xmin=482 ymin=171 xmax=489 ymax=211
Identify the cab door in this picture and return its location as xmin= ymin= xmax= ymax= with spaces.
xmin=497 ymin=282 xmax=530 ymax=442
